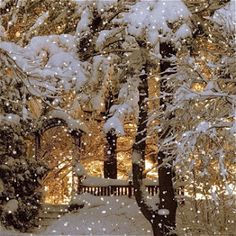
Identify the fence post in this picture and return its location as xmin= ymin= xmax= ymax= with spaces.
xmin=110 ymin=185 xmax=114 ymax=195
xmin=128 ymin=181 xmax=132 ymax=198
xmin=77 ymin=176 xmax=83 ymax=194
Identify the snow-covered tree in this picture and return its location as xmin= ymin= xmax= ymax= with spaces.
xmin=75 ymin=1 xmax=191 ymax=235
xmin=0 ymin=2 xmax=90 ymax=230
xmin=74 ymin=0 xmax=234 ymax=235
xmin=0 ymin=0 xmax=234 ymax=234
xmin=171 ymin=2 xmax=236 ymax=234
xmin=0 ymin=49 xmax=48 ymax=231
xmin=0 ymin=0 xmax=79 ymax=45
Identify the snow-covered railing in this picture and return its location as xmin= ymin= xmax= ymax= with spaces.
xmin=77 ymin=176 xmax=184 ymax=203
xmin=77 ymin=177 xmax=159 ymax=198
xmin=78 ymin=182 xmax=159 ymax=198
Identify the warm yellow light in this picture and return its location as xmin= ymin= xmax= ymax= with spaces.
xmin=145 ymin=159 xmax=158 ymax=179
xmin=43 ymin=163 xmax=73 ymax=204
xmin=145 ymin=159 xmax=153 ymax=169
xmin=191 ymin=82 xmax=205 ymax=92
xmin=15 ymin=31 xmax=21 ymax=37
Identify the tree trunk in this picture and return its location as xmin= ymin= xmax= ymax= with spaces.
xmin=131 ymin=42 xmax=177 ymax=235
xmin=72 ymin=131 xmax=82 ymax=196
xmin=152 ymin=223 xmax=164 ymax=236
xmin=157 ymin=151 xmax=177 ymax=235
xmin=157 ymin=42 xmax=177 ymax=235
xmin=104 ymin=91 xmax=118 ymax=179
xmin=104 ymin=130 xmax=117 ymax=179
xmin=132 ymin=67 xmax=154 ymax=222
xmin=132 ymin=66 xmax=169 ymax=236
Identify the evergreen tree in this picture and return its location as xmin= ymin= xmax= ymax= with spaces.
xmin=0 ymin=49 xmax=48 ymax=232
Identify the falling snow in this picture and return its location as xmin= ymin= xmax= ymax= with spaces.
xmin=0 ymin=0 xmax=235 ymax=235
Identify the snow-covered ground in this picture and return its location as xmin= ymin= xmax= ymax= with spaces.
xmin=1 ymin=193 xmax=235 ymax=235
xmin=43 ymin=194 xmax=152 ymax=236
xmin=0 ymin=194 xmax=153 ymax=236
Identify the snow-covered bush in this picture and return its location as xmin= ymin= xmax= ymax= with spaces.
xmin=0 ymin=124 xmax=48 ymax=232
xmin=0 ymin=49 xmax=48 ymax=232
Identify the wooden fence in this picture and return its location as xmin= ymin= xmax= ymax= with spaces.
xmin=78 ymin=182 xmax=185 ymax=205
xmin=78 ymin=182 xmax=159 ymax=198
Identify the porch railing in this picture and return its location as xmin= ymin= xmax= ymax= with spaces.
xmin=78 ymin=182 xmax=159 ymax=198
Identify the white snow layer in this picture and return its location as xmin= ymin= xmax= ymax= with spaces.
xmin=81 ymin=175 xmax=159 ymax=187
xmin=75 ymin=0 xmax=118 ymax=15
xmin=0 ymin=0 xmax=11 ymax=8
xmin=3 ymin=199 xmax=19 ymax=214
xmin=43 ymin=194 xmax=152 ymax=235
xmin=125 ymin=0 xmax=191 ymax=50
xmin=0 ymin=195 xmax=156 ymax=235
xmin=0 ymin=34 xmax=87 ymax=95
xmin=195 ymin=121 xmax=210 ymax=133
xmin=0 ymin=25 xmax=6 ymax=38
xmin=103 ymin=78 xmax=139 ymax=135
xmin=0 ymin=228 xmax=29 ymax=236
xmin=28 ymin=11 xmax=49 ymax=33
xmin=76 ymin=7 xmax=92 ymax=34
xmin=0 ymin=114 xmax=21 ymax=125
xmin=75 ymin=162 xmax=86 ymax=176
xmin=75 ymin=0 xmax=118 ymax=36
xmin=103 ymin=116 xmax=125 ymax=135
xmin=174 ymin=23 xmax=192 ymax=41
xmin=47 ymin=110 xmax=89 ymax=133
xmin=213 ymin=0 xmax=236 ymax=33
xmin=82 ymin=176 xmax=128 ymax=187
xmin=96 ymin=28 xmax=122 ymax=51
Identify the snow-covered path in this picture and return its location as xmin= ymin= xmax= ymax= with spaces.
xmin=0 ymin=194 xmax=152 ymax=236
xmin=42 ymin=194 xmax=152 ymax=235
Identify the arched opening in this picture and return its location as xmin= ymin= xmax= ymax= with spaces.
xmin=41 ymin=126 xmax=76 ymax=204
xmin=34 ymin=117 xmax=83 ymax=205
